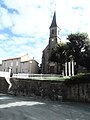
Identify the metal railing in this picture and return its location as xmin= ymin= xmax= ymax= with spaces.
xmin=0 ymin=70 xmax=12 ymax=89
xmin=12 ymin=73 xmax=62 ymax=79
xmin=13 ymin=73 xmax=29 ymax=78
xmin=0 ymin=71 xmax=10 ymax=78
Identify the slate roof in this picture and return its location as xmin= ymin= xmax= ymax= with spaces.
xmin=50 ymin=11 xmax=57 ymax=28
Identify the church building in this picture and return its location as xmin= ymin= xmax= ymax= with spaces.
xmin=42 ymin=11 xmax=61 ymax=74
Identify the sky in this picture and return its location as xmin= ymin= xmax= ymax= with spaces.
xmin=0 ymin=0 xmax=90 ymax=64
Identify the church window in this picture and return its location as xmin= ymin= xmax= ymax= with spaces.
xmin=52 ymin=29 xmax=54 ymax=34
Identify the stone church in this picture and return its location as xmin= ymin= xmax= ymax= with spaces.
xmin=42 ymin=11 xmax=61 ymax=74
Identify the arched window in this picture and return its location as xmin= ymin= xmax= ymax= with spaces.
xmin=52 ymin=29 xmax=54 ymax=34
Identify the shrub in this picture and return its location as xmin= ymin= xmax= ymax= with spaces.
xmin=64 ymin=73 xmax=90 ymax=84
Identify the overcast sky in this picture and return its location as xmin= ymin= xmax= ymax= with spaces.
xmin=0 ymin=0 xmax=90 ymax=64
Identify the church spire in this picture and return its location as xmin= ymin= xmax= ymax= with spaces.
xmin=50 ymin=11 xmax=57 ymax=28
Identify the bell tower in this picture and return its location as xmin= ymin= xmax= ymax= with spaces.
xmin=41 ymin=11 xmax=61 ymax=74
xmin=49 ymin=11 xmax=61 ymax=54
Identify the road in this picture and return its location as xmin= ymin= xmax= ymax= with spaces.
xmin=0 ymin=94 xmax=90 ymax=120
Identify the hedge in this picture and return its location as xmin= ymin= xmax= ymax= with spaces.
xmin=64 ymin=73 xmax=90 ymax=84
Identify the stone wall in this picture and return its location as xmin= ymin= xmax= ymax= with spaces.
xmin=10 ymin=78 xmax=63 ymax=101
xmin=9 ymin=78 xmax=90 ymax=102
xmin=0 ymin=77 xmax=9 ymax=93
xmin=64 ymin=83 xmax=90 ymax=102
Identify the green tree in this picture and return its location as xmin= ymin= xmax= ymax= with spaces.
xmin=49 ymin=43 xmax=68 ymax=74
xmin=79 ymin=41 xmax=90 ymax=72
xmin=67 ymin=32 xmax=90 ymax=73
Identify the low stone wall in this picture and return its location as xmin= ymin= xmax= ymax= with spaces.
xmin=10 ymin=78 xmax=64 ymax=101
xmin=9 ymin=77 xmax=90 ymax=102
xmin=64 ymin=83 xmax=90 ymax=102
xmin=0 ymin=77 xmax=9 ymax=93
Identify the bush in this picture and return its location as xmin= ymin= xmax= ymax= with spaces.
xmin=64 ymin=73 xmax=90 ymax=84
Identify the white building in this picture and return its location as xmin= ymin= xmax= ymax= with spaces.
xmin=1 ymin=54 xmax=39 ymax=74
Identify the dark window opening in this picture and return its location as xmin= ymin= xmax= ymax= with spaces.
xmin=52 ymin=29 xmax=54 ymax=34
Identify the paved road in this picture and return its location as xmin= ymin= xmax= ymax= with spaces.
xmin=0 ymin=94 xmax=90 ymax=120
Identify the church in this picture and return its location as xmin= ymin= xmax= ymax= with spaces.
xmin=41 ymin=11 xmax=75 ymax=75
xmin=42 ymin=11 xmax=61 ymax=74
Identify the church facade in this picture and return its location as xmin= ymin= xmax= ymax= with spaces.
xmin=42 ymin=12 xmax=61 ymax=74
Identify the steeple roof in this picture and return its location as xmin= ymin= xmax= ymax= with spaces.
xmin=50 ymin=11 xmax=57 ymax=28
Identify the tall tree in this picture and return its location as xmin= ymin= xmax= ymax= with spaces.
xmin=67 ymin=32 xmax=90 ymax=73
xmin=79 ymin=41 xmax=90 ymax=72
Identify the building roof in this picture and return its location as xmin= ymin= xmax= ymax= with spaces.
xmin=2 ymin=54 xmax=30 ymax=62
xmin=21 ymin=54 xmax=30 ymax=62
xmin=2 ymin=57 xmax=20 ymax=61
xmin=2 ymin=54 xmax=39 ymax=64
xmin=50 ymin=11 xmax=57 ymax=28
xmin=42 ymin=45 xmax=49 ymax=52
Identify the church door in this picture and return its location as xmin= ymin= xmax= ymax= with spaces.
xmin=50 ymin=66 xmax=54 ymax=73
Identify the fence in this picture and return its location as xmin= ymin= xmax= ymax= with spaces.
xmin=13 ymin=73 xmax=29 ymax=78
xmin=0 ymin=68 xmax=12 ymax=89
xmin=0 ymin=71 xmax=10 ymax=78
xmin=12 ymin=73 xmax=62 ymax=80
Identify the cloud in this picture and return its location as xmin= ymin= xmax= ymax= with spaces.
xmin=1 ymin=0 xmax=53 ymax=36
xmin=0 ymin=0 xmax=54 ymax=64
xmin=0 ymin=34 xmax=7 ymax=40
xmin=0 ymin=0 xmax=90 ymax=64
xmin=56 ymin=0 xmax=90 ymax=38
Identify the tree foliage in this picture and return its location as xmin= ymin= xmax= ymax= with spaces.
xmin=79 ymin=41 xmax=90 ymax=72
xmin=49 ymin=43 xmax=68 ymax=73
xmin=67 ymin=32 xmax=90 ymax=72
xmin=50 ymin=32 xmax=90 ymax=73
